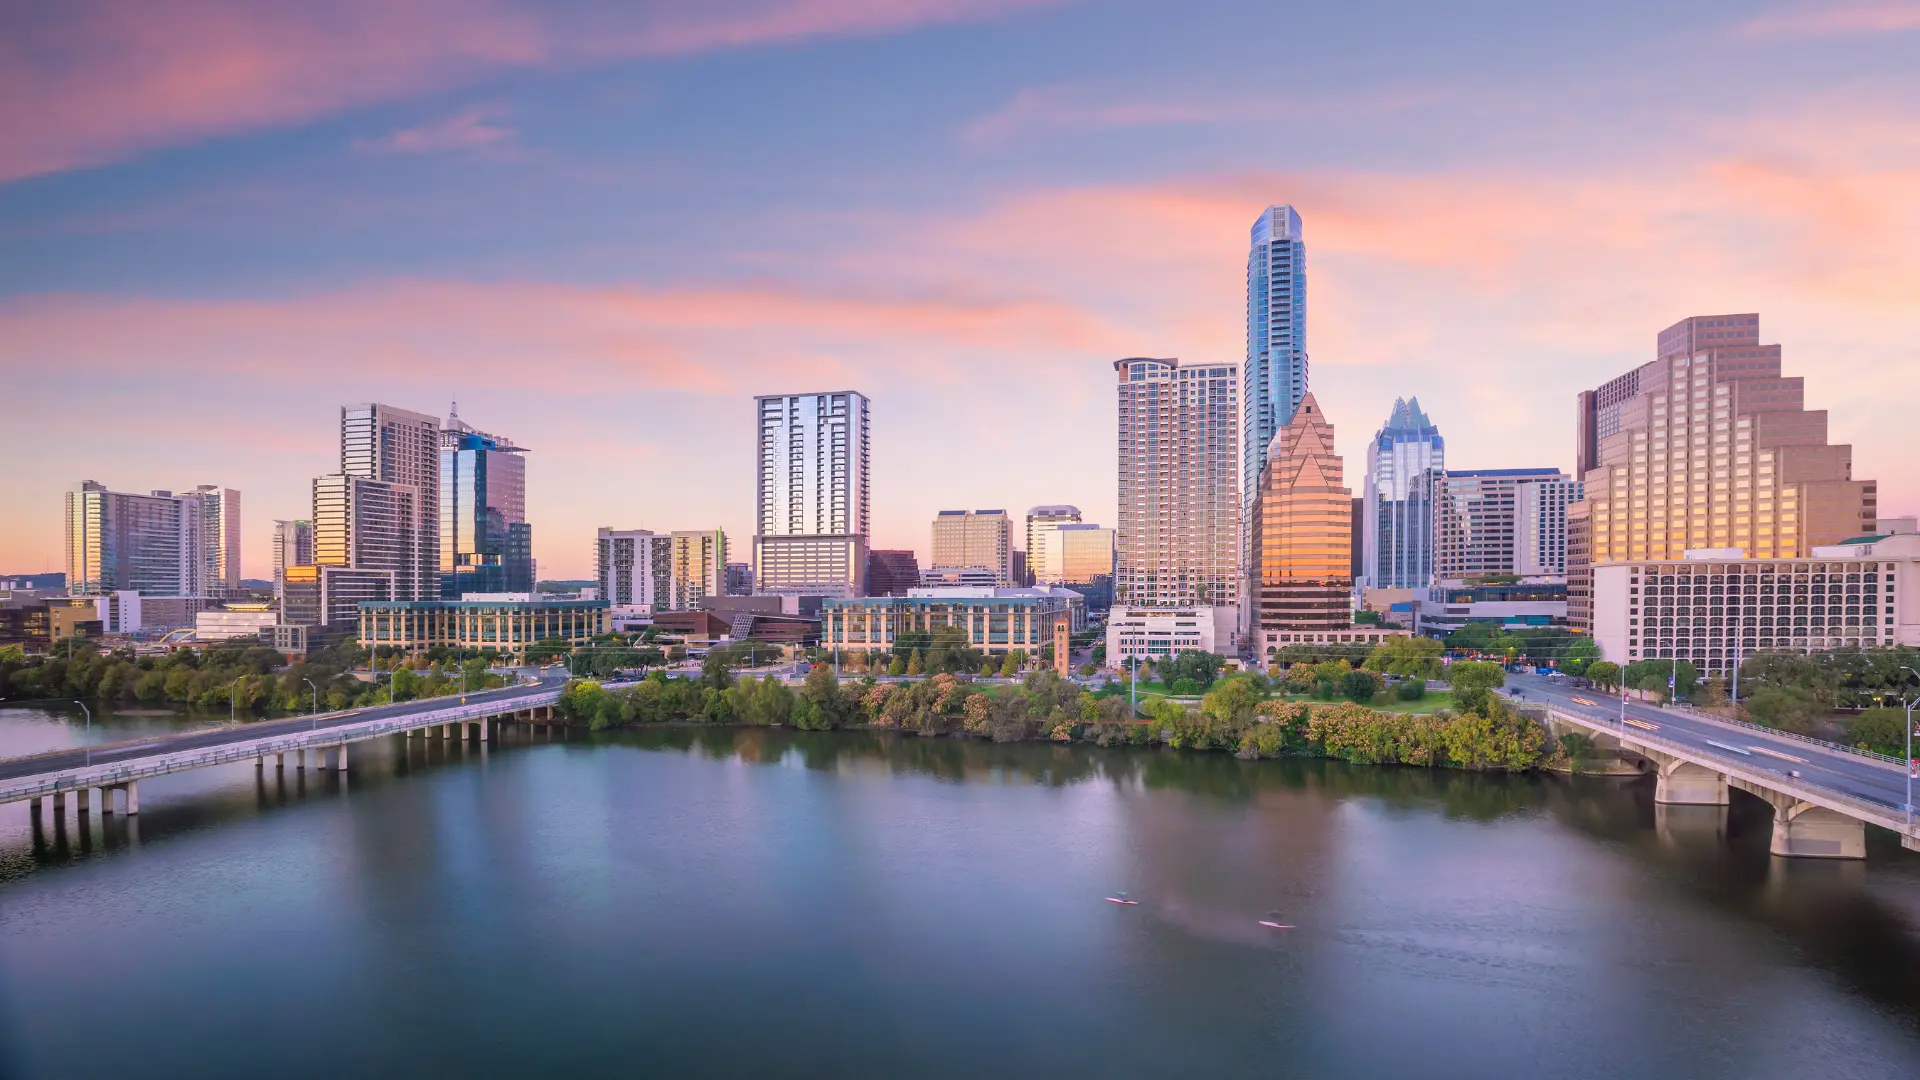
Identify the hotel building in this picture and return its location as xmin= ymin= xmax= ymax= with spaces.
xmin=931 ymin=509 xmax=1012 ymax=585
xmin=753 ymin=390 xmax=870 ymax=597
xmin=1115 ymin=358 xmax=1239 ymax=613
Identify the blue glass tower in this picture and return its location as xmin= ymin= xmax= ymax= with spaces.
xmin=1243 ymin=205 xmax=1307 ymax=567
xmin=1362 ymin=397 xmax=1445 ymax=590
xmin=439 ymin=405 xmax=532 ymax=598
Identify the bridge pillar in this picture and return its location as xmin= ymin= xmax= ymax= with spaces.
xmin=51 ymin=790 xmax=66 ymax=822
xmin=275 ymin=752 xmax=285 ymax=770
xmin=337 ymin=743 xmax=348 ymax=772
xmin=123 ymin=781 xmax=139 ymax=815
xmin=76 ymin=787 xmax=90 ymax=813
xmin=1654 ymin=759 xmax=1728 ymax=805
xmin=1769 ymin=802 xmax=1866 ymax=859
xmin=29 ymin=795 xmax=42 ymax=821
xmin=479 ymin=719 xmax=489 ymax=743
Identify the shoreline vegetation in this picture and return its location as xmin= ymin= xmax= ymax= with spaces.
xmin=555 ymin=659 xmax=1593 ymax=774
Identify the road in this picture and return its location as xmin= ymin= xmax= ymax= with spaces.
xmin=0 ymin=678 xmax=565 ymax=783
xmin=1507 ymin=672 xmax=1915 ymax=815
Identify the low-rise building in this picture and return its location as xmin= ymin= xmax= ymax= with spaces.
xmin=1592 ymin=532 xmax=1920 ymax=676
xmin=1411 ymin=579 xmax=1569 ymax=637
xmin=1105 ymin=605 xmax=1239 ymax=666
xmin=822 ymin=587 xmax=1072 ymax=657
xmin=195 ymin=604 xmax=279 ymax=642
xmin=282 ymin=565 xmax=395 ymax=627
xmin=357 ymin=595 xmax=607 ymax=658
xmin=919 ymin=565 xmax=1001 ymax=589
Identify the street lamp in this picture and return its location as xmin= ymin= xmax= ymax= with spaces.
xmin=1903 ymin=665 xmax=1920 ymax=833
xmin=73 ymin=699 xmax=92 ymax=764
xmin=230 ymin=675 xmax=246 ymax=725
xmin=303 ymin=677 xmax=320 ymax=729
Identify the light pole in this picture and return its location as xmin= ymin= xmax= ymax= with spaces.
xmin=303 ymin=677 xmax=320 ymax=729
xmin=230 ymin=675 xmax=246 ymax=725
xmin=73 ymin=699 xmax=92 ymax=764
xmin=1903 ymin=665 xmax=1920 ymax=833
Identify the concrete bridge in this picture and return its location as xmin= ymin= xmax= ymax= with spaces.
xmin=1510 ymin=673 xmax=1920 ymax=861
xmin=0 ymin=678 xmax=587 ymax=827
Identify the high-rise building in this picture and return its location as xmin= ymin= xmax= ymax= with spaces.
xmin=64 ymin=482 xmax=205 ymax=597
xmin=865 ymin=549 xmax=920 ymax=597
xmin=1516 ymin=477 xmax=1583 ymax=577
xmin=313 ymin=404 xmax=441 ymax=601
xmin=190 ymin=486 xmax=241 ymax=597
xmin=1362 ymin=397 xmax=1444 ymax=589
xmin=1025 ymin=505 xmax=1083 ymax=584
xmin=1115 ymin=357 xmax=1239 ymax=612
xmin=439 ymin=406 xmax=531 ymax=598
xmin=1055 ymin=523 xmax=1116 ymax=613
xmin=596 ymin=528 xmax=726 ymax=612
xmin=1243 ymin=205 xmax=1308 ymax=538
xmin=725 ymin=562 xmax=754 ymax=596
xmin=931 ymin=509 xmax=1012 ymax=585
xmin=1251 ymin=393 xmax=1356 ymax=637
xmin=1570 ymin=313 xmax=1877 ymax=631
xmin=271 ymin=520 xmax=313 ymax=584
xmin=1433 ymin=468 xmax=1567 ymax=581
xmin=753 ymin=390 xmax=870 ymax=597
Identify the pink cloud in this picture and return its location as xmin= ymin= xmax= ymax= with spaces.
xmin=0 ymin=0 xmax=1061 ymax=184
xmin=356 ymin=106 xmax=516 ymax=155
xmin=1734 ymin=2 xmax=1920 ymax=38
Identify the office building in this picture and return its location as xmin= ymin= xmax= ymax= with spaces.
xmin=752 ymin=390 xmax=870 ymax=597
xmin=725 ymin=562 xmax=755 ymax=596
xmin=64 ymin=481 xmax=204 ymax=598
xmin=1243 ymin=205 xmax=1309 ymax=584
xmin=1250 ymin=393 xmax=1370 ymax=661
xmin=932 ymin=510 xmax=1012 ymax=585
xmin=1362 ymin=397 xmax=1443 ymax=589
xmin=1025 ymin=505 xmax=1083 ymax=584
xmin=670 ymin=529 xmax=727 ymax=610
xmin=1411 ymin=580 xmax=1569 ymax=637
xmin=1055 ymin=523 xmax=1116 ymax=613
xmin=280 ymin=564 xmax=395 ymax=627
xmin=1516 ymin=477 xmax=1583 ymax=577
xmin=440 ymin=406 xmax=532 ymax=598
xmin=313 ymin=403 xmax=440 ymax=601
xmin=359 ymin=595 xmax=608 ymax=659
xmin=1433 ymin=468 xmax=1568 ymax=580
xmin=866 ymin=549 xmax=921 ymax=597
xmin=821 ymin=587 xmax=1073 ymax=658
xmin=190 ymin=486 xmax=242 ymax=597
xmin=194 ymin=604 xmax=278 ymax=642
xmin=271 ymin=520 xmax=313 ymax=587
xmin=1570 ymin=313 xmax=1877 ymax=631
xmin=1114 ymin=358 xmax=1239 ymax=612
xmin=919 ymin=565 xmax=1003 ymax=589
xmin=1591 ymin=532 xmax=1920 ymax=676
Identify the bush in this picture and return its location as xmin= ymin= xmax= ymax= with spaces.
xmin=1396 ymin=679 xmax=1427 ymax=702
xmin=1169 ymin=677 xmax=1202 ymax=696
xmin=1848 ymin=708 xmax=1910 ymax=756
xmin=1339 ymin=669 xmax=1383 ymax=704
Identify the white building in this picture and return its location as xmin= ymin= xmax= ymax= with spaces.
xmin=64 ymin=481 xmax=205 ymax=598
xmin=752 ymin=390 xmax=870 ymax=597
xmin=919 ymin=565 xmax=1002 ymax=589
xmin=195 ymin=604 xmax=278 ymax=642
xmin=596 ymin=528 xmax=728 ymax=614
xmin=1516 ymin=477 xmax=1583 ymax=576
xmin=1592 ymin=532 xmax=1920 ymax=677
xmin=313 ymin=403 xmax=441 ymax=602
xmin=190 ymin=486 xmax=242 ymax=598
xmin=1105 ymin=605 xmax=1239 ymax=666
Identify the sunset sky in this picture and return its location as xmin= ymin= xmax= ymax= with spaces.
xmin=4 ymin=0 xmax=1918 ymax=580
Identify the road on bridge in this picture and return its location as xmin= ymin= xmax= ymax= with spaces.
xmin=1507 ymin=672 xmax=1913 ymax=815
xmin=0 ymin=677 xmax=567 ymax=783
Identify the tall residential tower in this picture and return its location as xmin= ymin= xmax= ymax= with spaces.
xmin=753 ymin=390 xmax=870 ymax=597
xmin=439 ymin=405 xmax=532 ymax=598
xmin=1115 ymin=357 xmax=1239 ymax=613
xmin=1243 ymin=205 xmax=1308 ymax=603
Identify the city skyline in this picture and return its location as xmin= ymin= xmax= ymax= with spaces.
xmin=4 ymin=3 xmax=1918 ymax=578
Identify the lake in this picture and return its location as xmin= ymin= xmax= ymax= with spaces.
xmin=2 ymin=702 xmax=1919 ymax=1078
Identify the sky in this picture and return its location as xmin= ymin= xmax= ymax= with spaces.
xmin=3 ymin=0 xmax=1918 ymax=580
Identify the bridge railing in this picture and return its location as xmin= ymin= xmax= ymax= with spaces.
xmin=1655 ymin=703 xmax=1905 ymax=768
xmin=0 ymin=690 xmax=566 ymax=805
xmin=1541 ymin=702 xmax=1913 ymax=834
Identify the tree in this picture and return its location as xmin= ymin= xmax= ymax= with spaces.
xmin=1847 ymin=707 xmax=1911 ymax=756
xmin=1559 ymin=636 xmax=1601 ymax=676
xmin=1161 ymin=650 xmax=1224 ymax=692
xmin=1339 ymin=669 xmax=1384 ymax=704
xmin=999 ymin=651 xmax=1019 ymax=678
xmin=702 ymin=648 xmax=736 ymax=690
xmin=1445 ymin=661 xmax=1506 ymax=715
xmin=888 ymin=655 xmax=907 ymax=677
xmin=1585 ymin=661 xmax=1621 ymax=692
xmin=1363 ymin=636 xmax=1443 ymax=681
xmin=1743 ymin=684 xmax=1823 ymax=734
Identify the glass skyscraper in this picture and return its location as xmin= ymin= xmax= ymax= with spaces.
xmin=1362 ymin=397 xmax=1445 ymax=590
xmin=440 ymin=406 xmax=531 ymax=598
xmin=1243 ymin=204 xmax=1308 ymax=562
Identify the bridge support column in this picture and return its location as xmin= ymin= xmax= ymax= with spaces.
xmin=123 ymin=781 xmax=139 ymax=815
xmin=51 ymin=790 xmax=66 ymax=822
xmin=1769 ymin=802 xmax=1866 ymax=859
xmin=479 ymin=719 xmax=489 ymax=743
xmin=1655 ymin=759 xmax=1728 ymax=805
xmin=337 ymin=743 xmax=348 ymax=772
xmin=77 ymin=788 xmax=90 ymax=813
xmin=275 ymin=753 xmax=285 ymax=769
xmin=29 ymin=796 xmax=42 ymax=820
